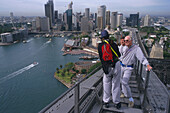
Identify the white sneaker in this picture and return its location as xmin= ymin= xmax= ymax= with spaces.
xmin=128 ymin=97 xmax=134 ymax=107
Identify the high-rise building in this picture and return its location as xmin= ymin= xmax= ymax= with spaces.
xmin=97 ymin=17 xmax=103 ymax=30
xmin=111 ymin=12 xmax=117 ymax=30
xmin=40 ymin=17 xmax=50 ymax=32
xmin=36 ymin=17 xmax=41 ymax=31
xmin=117 ymin=13 xmax=123 ymax=27
xmin=85 ymin=8 xmax=90 ymax=20
xmin=94 ymin=13 xmax=97 ymax=28
xmin=65 ymin=9 xmax=72 ymax=31
xmin=10 ymin=12 xmax=14 ymax=21
xmin=45 ymin=0 xmax=54 ymax=28
xmin=106 ymin=11 xmax=110 ymax=25
xmin=144 ymin=15 xmax=150 ymax=26
xmin=68 ymin=1 xmax=73 ymax=9
xmin=126 ymin=12 xmax=139 ymax=27
xmin=97 ymin=5 xmax=106 ymax=29
xmin=55 ymin=10 xmax=58 ymax=23
xmin=81 ymin=17 xmax=89 ymax=32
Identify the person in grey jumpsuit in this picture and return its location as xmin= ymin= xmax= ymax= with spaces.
xmin=120 ymin=36 xmax=152 ymax=107
xmin=98 ymin=30 xmax=121 ymax=109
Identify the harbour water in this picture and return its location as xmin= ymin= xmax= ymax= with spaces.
xmin=0 ymin=37 xmax=81 ymax=113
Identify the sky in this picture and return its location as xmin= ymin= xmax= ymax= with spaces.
xmin=0 ymin=0 xmax=170 ymax=17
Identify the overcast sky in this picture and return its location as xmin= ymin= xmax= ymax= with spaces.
xmin=0 ymin=0 xmax=170 ymax=17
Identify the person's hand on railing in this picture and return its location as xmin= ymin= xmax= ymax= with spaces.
xmin=147 ymin=64 xmax=152 ymax=71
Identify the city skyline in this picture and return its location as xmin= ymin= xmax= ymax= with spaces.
xmin=0 ymin=0 xmax=170 ymax=17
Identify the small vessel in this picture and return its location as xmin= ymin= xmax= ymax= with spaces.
xmin=33 ymin=62 xmax=39 ymax=66
xmin=49 ymin=38 xmax=52 ymax=41
xmin=23 ymin=40 xmax=27 ymax=43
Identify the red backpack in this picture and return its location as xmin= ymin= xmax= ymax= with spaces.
xmin=102 ymin=43 xmax=113 ymax=62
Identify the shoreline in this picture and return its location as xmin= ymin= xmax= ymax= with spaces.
xmin=54 ymin=73 xmax=72 ymax=88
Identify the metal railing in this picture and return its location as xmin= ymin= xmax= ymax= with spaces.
xmin=39 ymin=65 xmax=102 ymax=113
xmin=135 ymin=60 xmax=170 ymax=113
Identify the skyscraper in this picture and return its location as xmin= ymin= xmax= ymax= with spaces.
xmin=126 ymin=12 xmax=139 ymax=27
xmin=111 ymin=12 xmax=117 ymax=30
xmin=97 ymin=5 xmax=106 ymax=29
xmin=85 ymin=8 xmax=90 ymax=20
xmin=117 ymin=13 xmax=123 ymax=27
xmin=10 ymin=12 xmax=14 ymax=21
xmin=81 ymin=17 xmax=89 ymax=32
xmin=106 ymin=11 xmax=110 ymax=25
xmin=55 ymin=10 xmax=58 ymax=23
xmin=144 ymin=15 xmax=150 ymax=26
xmin=45 ymin=0 xmax=54 ymax=28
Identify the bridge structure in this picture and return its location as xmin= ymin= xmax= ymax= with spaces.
xmin=39 ymin=29 xmax=170 ymax=113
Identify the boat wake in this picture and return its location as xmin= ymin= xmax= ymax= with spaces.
xmin=0 ymin=62 xmax=38 ymax=84
xmin=27 ymin=39 xmax=33 ymax=42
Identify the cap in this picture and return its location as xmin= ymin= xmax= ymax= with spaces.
xmin=101 ymin=30 xmax=109 ymax=39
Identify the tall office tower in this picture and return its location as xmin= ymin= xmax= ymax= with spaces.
xmin=128 ymin=12 xmax=139 ymax=27
xmin=94 ymin=13 xmax=97 ymax=28
xmin=97 ymin=5 xmax=106 ymax=29
xmin=65 ymin=9 xmax=72 ymax=31
xmin=97 ymin=17 xmax=103 ymax=30
xmin=10 ymin=12 xmax=14 ymax=21
xmin=55 ymin=10 xmax=58 ymax=23
xmin=106 ymin=11 xmax=110 ymax=26
xmin=144 ymin=15 xmax=150 ymax=26
xmin=111 ymin=12 xmax=117 ymax=30
xmin=85 ymin=8 xmax=90 ymax=20
xmin=45 ymin=0 xmax=54 ymax=28
xmin=68 ymin=1 xmax=73 ymax=9
xmin=40 ymin=17 xmax=50 ymax=32
xmin=81 ymin=17 xmax=89 ymax=32
xmin=117 ymin=13 xmax=123 ymax=27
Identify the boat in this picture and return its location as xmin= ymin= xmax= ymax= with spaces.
xmin=23 ymin=40 xmax=27 ymax=43
xmin=49 ymin=38 xmax=52 ymax=41
xmin=33 ymin=62 xmax=39 ymax=65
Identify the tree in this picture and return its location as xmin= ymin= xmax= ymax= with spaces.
xmin=76 ymin=70 xmax=79 ymax=74
xmin=67 ymin=68 xmax=70 ymax=74
xmin=81 ymin=69 xmax=87 ymax=74
xmin=60 ymin=65 xmax=63 ymax=69
xmin=56 ymin=68 xmax=59 ymax=73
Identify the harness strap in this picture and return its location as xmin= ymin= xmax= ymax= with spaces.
xmin=104 ymin=40 xmax=119 ymax=58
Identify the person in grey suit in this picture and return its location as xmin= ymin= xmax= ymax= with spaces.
xmin=120 ymin=36 xmax=152 ymax=107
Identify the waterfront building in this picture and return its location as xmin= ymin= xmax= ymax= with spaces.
xmin=0 ymin=33 xmax=13 ymax=43
xmin=36 ymin=17 xmax=41 ymax=31
xmin=32 ymin=20 xmax=36 ymax=31
xmin=85 ymin=8 xmax=90 ymax=20
xmin=81 ymin=17 xmax=90 ymax=32
xmin=97 ymin=5 xmax=106 ymax=29
xmin=117 ymin=13 xmax=123 ymax=27
xmin=40 ymin=17 xmax=50 ymax=32
xmin=144 ymin=15 xmax=150 ymax=26
xmin=106 ymin=11 xmax=110 ymax=26
xmin=65 ymin=9 xmax=72 ymax=31
xmin=92 ymin=37 xmax=100 ymax=47
xmin=74 ymin=61 xmax=94 ymax=72
xmin=45 ymin=0 xmax=54 ymax=28
xmin=111 ymin=12 xmax=117 ymax=30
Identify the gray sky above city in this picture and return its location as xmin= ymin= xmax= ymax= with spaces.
xmin=0 ymin=0 xmax=170 ymax=17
